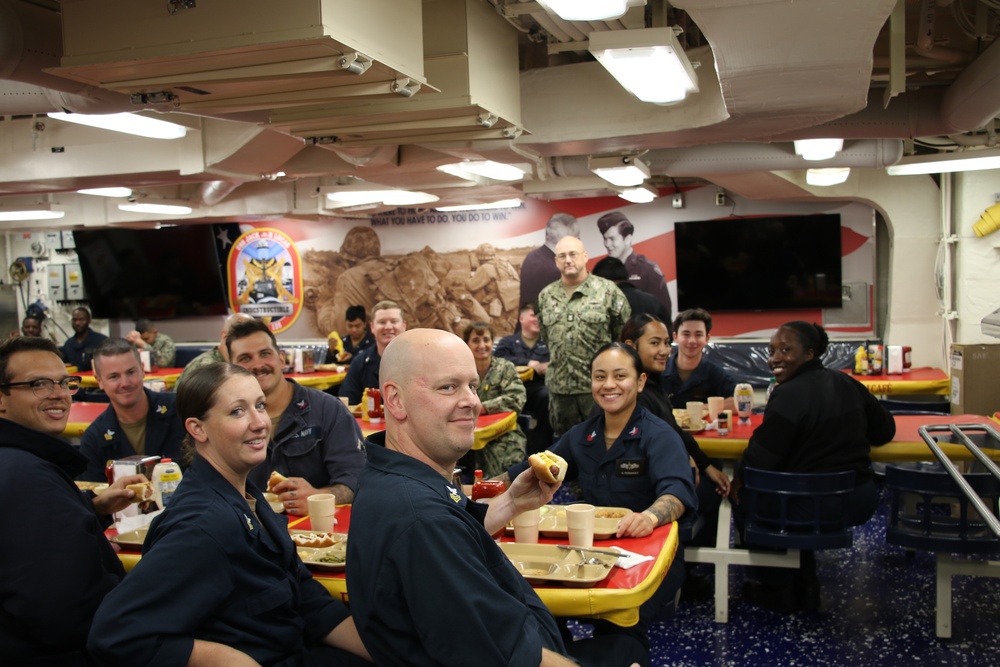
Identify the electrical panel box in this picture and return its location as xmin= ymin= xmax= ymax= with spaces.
xmin=64 ymin=263 xmax=86 ymax=300
xmin=44 ymin=232 xmax=63 ymax=251
xmin=48 ymin=265 xmax=66 ymax=301
xmin=61 ymin=230 xmax=76 ymax=250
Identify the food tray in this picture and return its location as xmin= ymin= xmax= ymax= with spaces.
xmin=110 ymin=527 xmax=148 ymax=549
xmin=507 ymin=505 xmax=631 ymax=540
xmin=289 ymin=530 xmax=347 ymax=548
xmin=297 ymin=542 xmax=347 ymax=571
xmin=499 ymin=542 xmax=616 ymax=587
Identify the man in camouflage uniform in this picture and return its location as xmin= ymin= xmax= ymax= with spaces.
xmin=125 ymin=318 xmax=176 ymax=367
xmin=597 ymin=211 xmax=672 ymax=322
xmin=537 ymin=236 xmax=630 ymax=435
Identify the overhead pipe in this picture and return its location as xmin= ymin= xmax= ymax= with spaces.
xmin=915 ymin=0 xmax=972 ymax=66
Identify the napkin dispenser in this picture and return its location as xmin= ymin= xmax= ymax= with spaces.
xmin=293 ymin=348 xmax=315 ymax=373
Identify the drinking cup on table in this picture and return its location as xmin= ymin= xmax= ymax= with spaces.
xmin=707 ymin=396 xmax=725 ymax=424
xmin=565 ymin=503 xmax=596 ymax=548
xmin=307 ymin=493 xmax=337 ymax=533
xmin=512 ymin=508 xmax=541 ymax=544
xmin=686 ymin=401 xmax=705 ymax=430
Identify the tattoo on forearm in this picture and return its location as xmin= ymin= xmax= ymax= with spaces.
xmin=646 ymin=495 xmax=684 ymax=526
xmin=330 ymin=484 xmax=354 ymax=505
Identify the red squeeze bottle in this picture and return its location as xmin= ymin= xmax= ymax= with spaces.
xmin=471 ymin=469 xmax=506 ymax=538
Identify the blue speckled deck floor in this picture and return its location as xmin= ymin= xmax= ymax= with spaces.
xmin=565 ymin=484 xmax=1000 ymax=667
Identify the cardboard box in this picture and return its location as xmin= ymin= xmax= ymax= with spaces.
xmin=949 ymin=343 xmax=1000 ymax=416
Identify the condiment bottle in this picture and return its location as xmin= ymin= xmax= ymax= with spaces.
xmin=151 ymin=458 xmax=183 ymax=509
xmin=360 ymin=388 xmax=370 ymax=422
xmin=104 ymin=459 xmax=115 ymax=485
xmin=367 ymin=388 xmax=383 ymax=423
xmin=734 ymin=383 xmax=753 ymax=425
xmin=471 ymin=470 xmax=506 ymax=538
xmin=854 ymin=345 xmax=869 ymax=375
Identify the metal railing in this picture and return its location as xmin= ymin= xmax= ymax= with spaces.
xmin=918 ymin=423 xmax=1000 ymax=538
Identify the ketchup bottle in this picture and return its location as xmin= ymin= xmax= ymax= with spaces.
xmin=471 ymin=470 xmax=506 ymax=539
xmin=367 ymin=388 xmax=383 ymax=423
xmin=105 ymin=459 xmax=115 ymax=485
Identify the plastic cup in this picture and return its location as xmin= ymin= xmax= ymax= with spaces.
xmin=512 ymin=508 xmax=541 ymax=544
xmin=307 ymin=493 xmax=337 ymax=533
xmin=707 ymin=396 xmax=725 ymax=423
xmin=686 ymin=401 xmax=705 ymax=429
xmin=565 ymin=503 xmax=596 ymax=548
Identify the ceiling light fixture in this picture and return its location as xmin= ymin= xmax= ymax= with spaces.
xmin=48 ymin=112 xmax=188 ymax=140
xmin=77 ymin=187 xmax=133 ymax=198
xmin=0 ymin=205 xmax=65 ymax=221
xmin=589 ymin=27 xmax=699 ymax=105
xmin=618 ymin=183 xmax=658 ymax=204
xmin=886 ymin=148 xmax=1000 ymax=175
xmin=325 ymin=189 xmax=438 ymax=208
xmin=806 ymin=167 xmax=851 ymax=186
xmin=794 ymin=138 xmax=845 ymax=161
xmin=438 ymin=161 xmax=527 ymax=182
xmin=118 ymin=202 xmax=193 ymax=215
xmin=435 ymin=198 xmax=524 ymax=212
xmin=590 ymin=155 xmax=651 ymax=187
xmin=537 ymin=0 xmax=638 ymax=21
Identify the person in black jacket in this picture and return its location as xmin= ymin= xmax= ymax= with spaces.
xmin=0 ymin=337 xmax=144 ymax=666
xmin=620 ymin=314 xmax=729 ymax=541
xmin=732 ymin=321 xmax=896 ymax=612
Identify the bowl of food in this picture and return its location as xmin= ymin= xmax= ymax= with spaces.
xmin=264 ymin=492 xmax=284 ymax=513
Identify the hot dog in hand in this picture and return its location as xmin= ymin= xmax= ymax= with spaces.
xmin=528 ymin=450 xmax=568 ymax=484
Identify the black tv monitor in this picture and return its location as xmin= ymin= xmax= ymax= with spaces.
xmin=73 ymin=226 xmax=229 ymax=320
xmin=674 ymin=214 xmax=843 ymax=312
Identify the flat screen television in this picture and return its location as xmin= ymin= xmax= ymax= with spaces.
xmin=674 ymin=214 xmax=843 ymax=312
xmin=73 ymin=226 xmax=230 ymax=320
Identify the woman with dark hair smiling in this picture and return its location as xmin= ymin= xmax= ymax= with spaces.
xmin=88 ymin=363 xmax=371 ymax=667
xmin=501 ymin=342 xmax=696 ymax=656
xmin=620 ymin=314 xmax=728 ymax=561
xmin=734 ymin=321 xmax=895 ymax=613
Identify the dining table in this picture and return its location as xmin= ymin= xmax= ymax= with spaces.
xmin=356 ymin=411 xmax=518 ymax=451
xmin=686 ymin=411 xmax=1000 ymax=623
xmin=839 ymin=366 xmax=950 ymax=396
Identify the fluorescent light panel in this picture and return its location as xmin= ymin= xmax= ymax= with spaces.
xmin=118 ymin=202 xmax=193 ymax=215
xmin=435 ymin=199 xmax=524 ymax=212
xmin=590 ymin=156 xmax=650 ymax=187
xmin=437 ymin=161 xmax=527 ymax=182
xmin=325 ymin=189 xmax=438 ymax=208
xmin=589 ymin=27 xmax=699 ymax=105
xmin=537 ymin=0 xmax=631 ymax=21
xmin=78 ymin=187 xmax=132 ymax=198
xmin=794 ymin=138 xmax=844 ymax=161
xmin=618 ymin=183 xmax=658 ymax=204
xmin=0 ymin=208 xmax=65 ymax=221
xmin=48 ymin=112 xmax=188 ymax=140
xmin=886 ymin=148 xmax=1000 ymax=175
xmin=806 ymin=167 xmax=850 ymax=186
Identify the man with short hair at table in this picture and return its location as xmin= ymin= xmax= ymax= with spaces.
xmin=60 ymin=306 xmax=107 ymax=372
xmin=228 ymin=318 xmax=364 ymax=512
xmin=338 ymin=300 xmax=407 ymax=405
xmin=77 ymin=338 xmax=186 ymax=482
xmin=0 ymin=337 xmax=145 ymax=665
xmin=334 ymin=304 xmax=375 ymax=364
xmin=173 ymin=312 xmax=252 ymax=390
xmin=346 ymin=328 xmax=646 ymax=667
xmin=125 ymin=318 xmax=176 ymax=367
xmin=665 ymin=308 xmax=738 ymax=411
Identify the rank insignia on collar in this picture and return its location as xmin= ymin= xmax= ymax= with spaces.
xmin=629 ymin=426 xmax=639 ymax=436
xmin=296 ymin=400 xmax=308 ymax=409
xmin=156 ymin=404 xmax=168 ymax=414
xmin=103 ymin=429 xmax=115 ymax=441
xmin=244 ymin=513 xmax=254 ymax=531
xmin=587 ymin=430 xmax=596 ymax=442
xmin=446 ymin=485 xmax=461 ymax=503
